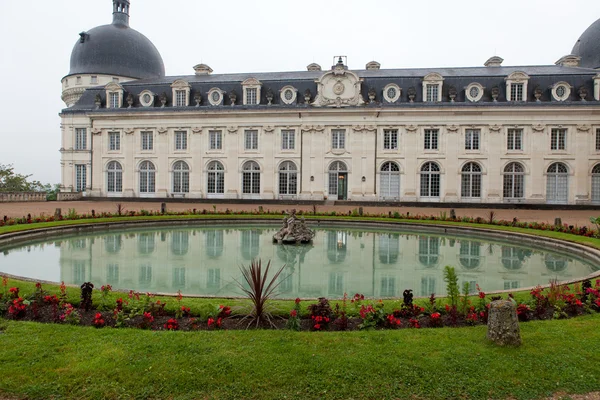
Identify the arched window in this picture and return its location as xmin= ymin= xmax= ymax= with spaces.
xmin=501 ymin=246 xmax=522 ymax=270
xmin=278 ymin=161 xmax=298 ymax=196
xmin=242 ymin=161 xmax=260 ymax=195
xmin=328 ymin=161 xmax=348 ymax=200
xmin=592 ymin=164 xmax=600 ymax=204
xmin=327 ymin=230 xmax=347 ymax=263
xmin=107 ymin=161 xmax=123 ymax=192
xmin=418 ymin=236 xmax=439 ymax=267
xmin=205 ymin=230 xmax=224 ymax=258
xmin=459 ymin=241 xmax=481 ymax=269
xmin=104 ymin=235 xmax=122 ymax=254
xmin=207 ymin=161 xmax=225 ymax=195
xmin=544 ymin=254 xmax=568 ymax=272
xmin=171 ymin=231 xmax=189 ymax=256
xmin=138 ymin=233 xmax=155 ymax=255
xmin=139 ymin=161 xmax=155 ymax=193
xmin=380 ymin=162 xmax=400 ymax=200
xmin=420 ymin=162 xmax=440 ymax=198
xmin=503 ymin=162 xmax=525 ymax=199
xmin=172 ymin=161 xmax=189 ymax=193
xmin=378 ymin=233 xmax=400 ymax=264
xmin=546 ymin=162 xmax=568 ymax=204
xmin=461 ymin=162 xmax=482 ymax=198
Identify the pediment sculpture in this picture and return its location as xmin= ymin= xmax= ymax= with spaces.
xmin=312 ymin=66 xmax=364 ymax=108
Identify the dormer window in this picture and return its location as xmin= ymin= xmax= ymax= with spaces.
xmin=383 ymin=83 xmax=401 ymax=103
xmin=171 ymin=79 xmax=190 ymax=107
xmin=280 ymin=85 xmax=298 ymax=105
xmin=422 ymin=73 xmax=444 ymax=102
xmin=104 ymin=82 xmax=123 ymax=109
xmin=551 ymin=82 xmax=572 ymax=102
xmin=465 ymin=83 xmax=485 ymax=102
xmin=505 ymin=72 xmax=530 ymax=102
xmin=139 ymin=90 xmax=155 ymax=107
xmin=593 ymin=74 xmax=600 ymax=101
xmin=242 ymin=78 xmax=262 ymax=106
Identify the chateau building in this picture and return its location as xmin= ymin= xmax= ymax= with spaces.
xmin=60 ymin=1 xmax=600 ymax=205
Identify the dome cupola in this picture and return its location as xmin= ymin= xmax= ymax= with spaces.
xmin=572 ymin=17 xmax=600 ymax=69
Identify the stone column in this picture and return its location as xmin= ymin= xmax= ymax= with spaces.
xmin=486 ymin=300 xmax=522 ymax=346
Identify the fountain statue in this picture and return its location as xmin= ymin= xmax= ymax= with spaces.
xmin=272 ymin=209 xmax=315 ymax=244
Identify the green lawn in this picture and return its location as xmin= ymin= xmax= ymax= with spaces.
xmin=0 ymin=314 xmax=599 ymax=400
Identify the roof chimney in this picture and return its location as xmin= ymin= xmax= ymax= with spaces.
xmin=484 ymin=56 xmax=504 ymax=67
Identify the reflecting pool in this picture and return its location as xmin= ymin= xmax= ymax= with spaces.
xmin=1 ymin=224 xmax=597 ymax=298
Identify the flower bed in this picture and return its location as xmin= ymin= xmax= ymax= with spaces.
xmin=1 ymin=275 xmax=599 ymax=332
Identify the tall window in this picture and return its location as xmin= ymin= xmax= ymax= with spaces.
xmin=171 ymin=231 xmax=189 ymax=256
xmin=380 ymin=162 xmax=400 ymax=199
xmin=175 ymin=90 xmax=187 ymax=107
xmin=424 ymin=129 xmax=438 ymax=150
xmin=546 ymin=162 xmax=568 ymax=204
xmin=175 ymin=131 xmax=187 ymax=150
xmin=75 ymin=128 xmax=87 ymax=150
xmin=380 ymin=277 xmax=396 ymax=297
xmin=207 ymin=161 xmax=224 ymax=194
xmin=139 ymin=161 xmax=156 ymax=193
xmin=107 ymin=264 xmax=119 ymax=284
xmin=592 ymin=164 xmax=600 ymax=204
xmin=465 ymin=129 xmax=480 ymax=150
xmin=461 ymin=162 xmax=482 ymax=198
xmin=503 ymin=162 xmax=525 ymax=199
xmin=418 ymin=236 xmax=439 ymax=266
xmin=281 ymin=130 xmax=295 ymax=150
xmin=141 ymin=131 xmax=153 ymax=151
xmin=332 ymin=129 xmax=345 ymax=149
xmin=550 ymin=128 xmax=567 ymax=150
xmin=328 ymin=161 xmax=348 ymax=198
xmin=138 ymin=233 xmax=155 ymax=255
xmin=242 ymin=161 xmax=260 ymax=194
xmin=109 ymin=92 xmax=120 ymax=108
xmin=75 ymin=164 xmax=86 ymax=192
xmin=107 ymin=161 xmax=122 ymax=192
xmin=90 ymin=76 xmax=98 ymax=84
xmin=596 ymin=129 xmax=600 ymax=151
xmin=378 ymin=233 xmax=400 ymax=264
xmin=109 ymin=132 xmax=120 ymax=151
xmin=420 ymin=162 xmax=440 ymax=198
xmin=105 ymin=235 xmax=122 ymax=254
xmin=459 ymin=241 xmax=481 ymax=269
xmin=205 ymin=230 xmax=224 ymax=258
xmin=246 ymin=88 xmax=258 ymax=105
xmin=139 ymin=264 xmax=152 ymax=285
xmin=241 ymin=230 xmax=261 ymax=260
xmin=173 ymin=268 xmax=186 ymax=288
xmin=245 ymin=130 xmax=258 ymax=150
xmin=426 ymin=84 xmax=438 ymax=102
xmin=383 ymin=129 xmax=398 ymax=150
xmin=278 ymin=161 xmax=298 ymax=196
xmin=172 ymin=161 xmax=189 ymax=193
xmin=209 ymin=130 xmax=222 ymax=150
xmin=510 ymin=83 xmax=524 ymax=101
xmin=507 ymin=129 xmax=523 ymax=150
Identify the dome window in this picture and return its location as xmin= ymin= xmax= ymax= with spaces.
xmin=279 ymin=85 xmax=298 ymax=105
xmin=383 ymin=83 xmax=401 ymax=103
xmin=139 ymin=90 xmax=155 ymax=107
xmin=208 ymin=88 xmax=225 ymax=106
xmin=551 ymin=82 xmax=572 ymax=102
xmin=465 ymin=83 xmax=485 ymax=102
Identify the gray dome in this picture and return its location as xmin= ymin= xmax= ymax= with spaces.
xmin=68 ymin=22 xmax=165 ymax=80
xmin=572 ymin=18 xmax=600 ymax=69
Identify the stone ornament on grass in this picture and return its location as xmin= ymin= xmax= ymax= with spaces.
xmin=486 ymin=300 xmax=522 ymax=346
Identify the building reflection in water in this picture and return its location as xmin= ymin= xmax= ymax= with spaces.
xmin=31 ymin=225 xmax=596 ymax=297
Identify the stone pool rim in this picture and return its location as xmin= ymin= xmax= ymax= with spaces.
xmin=1 ymin=217 xmax=599 ymax=298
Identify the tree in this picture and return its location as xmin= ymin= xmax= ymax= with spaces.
xmin=0 ymin=164 xmax=46 ymax=192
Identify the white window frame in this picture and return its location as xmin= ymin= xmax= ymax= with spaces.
xmin=503 ymin=162 xmax=525 ymax=200
xmin=424 ymin=129 xmax=439 ymax=150
xmin=104 ymin=82 xmax=123 ymax=109
xmin=551 ymin=82 xmax=571 ymax=102
xmin=383 ymin=129 xmax=398 ymax=150
xmin=174 ymin=130 xmax=188 ymax=151
xmin=171 ymin=79 xmax=190 ymax=107
xmin=75 ymin=128 xmax=87 ymax=150
xmin=172 ymin=161 xmax=190 ymax=194
xmin=207 ymin=161 xmax=225 ymax=196
xmin=465 ymin=82 xmax=484 ymax=102
xmin=139 ymin=161 xmax=156 ymax=194
xmin=505 ymin=71 xmax=529 ymax=102
xmin=242 ymin=78 xmax=262 ymax=106
xmin=75 ymin=164 xmax=87 ymax=192
xmin=208 ymin=88 xmax=225 ymax=106
xmin=465 ymin=129 xmax=480 ymax=151
xmin=280 ymin=85 xmax=298 ymax=105
xmin=242 ymin=161 xmax=261 ymax=196
xmin=507 ymin=128 xmax=523 ymax=151
xmin=245 ymin=88 xmax=258 ymax=105
xmin=209 ymin=130 xmax=223 ymax=150
xmin=596 ymin=128 xmax=600 ymax=151
xmin=244 ymin=130 xmax=259 ymax=150
xmin=331 ymin=129 xmax=346 ymax=150
xmin=383 ymin=83 xmax=401 ymax=103
xmin=281 ymin=129 xmax=295 ymax=150
xmin=139 ymin=90 xmax=155 ymax=107
xmin=141 ymin=131 xmax=153 ymax=151
xmin=106 ymin=161 xmax=123 ymax=193
xmin=422 ymin=73 xmax=443 ymax=102
xmin=550 ymin=128 xmax=567 ymax=151
xmin=108 ymin=132 xmax=120 ymax=151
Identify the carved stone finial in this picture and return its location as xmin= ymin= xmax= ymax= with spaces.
xmin=94 ymin=94 xmax=102 ymax=109
xmin=534 ymin=86 xmax=543 ymax=102
xmin=159 ymin=92 xmax=168 ymax=108
xmin=304 ymin=89 xmax=312 ymax=104
xmin=126 ymin=93 xmax=134 ymax=108
xmin=368 ymin=87 xmax=376 ymax=103
xmin=578 ymin=86 xmax=588 ymax=101
xmin=228 ymin=90 xmax=237 ymax=106
xmin=266 ymin=88 xmax=274 ymax=105
xmin=448 ymin=86 xmax=457 ymax=103
xmin=194 ymin=91 xmax=202 ymax=107
xmin=407 ymin=87 xmax=416 ymax=103
xmin=491 ymin=86 xmax=500 ymax=102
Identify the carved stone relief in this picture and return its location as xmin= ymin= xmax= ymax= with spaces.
xmin=313 ymin=67 xmax=365 ymax=108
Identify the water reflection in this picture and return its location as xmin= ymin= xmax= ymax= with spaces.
xmin=0 ymin=225 xmax=597 ymax=298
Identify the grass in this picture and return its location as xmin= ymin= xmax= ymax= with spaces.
xmin=0 ymin=314 xmax=599 ymax=399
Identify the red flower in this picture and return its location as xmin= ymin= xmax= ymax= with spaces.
xmin=208 ymin=317 xmax=215 ymax=327
xmin=217 ymin=318 xmax=222 ymax=328
xmin=430 ymin=312 xmax=441 ymax=320
xmin=295 ymin=298 xmax=301 ymax=304
xmin=314 ymin=324 xmax=321 ymax=330
xmin=164 ymin=318 xmax=179 ymax=331
xmin=290 ymin=309 xmax=298 ymax=317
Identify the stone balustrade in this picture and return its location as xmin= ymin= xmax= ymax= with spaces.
xmin=0 ymin=192 xmax=47 ymax=202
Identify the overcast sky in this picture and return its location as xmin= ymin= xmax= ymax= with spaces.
xmin=0 ymin=0 xmax=598 ymax=185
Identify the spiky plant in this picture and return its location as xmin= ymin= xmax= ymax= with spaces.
xmin=236 ymin=259 xmax=286 ymax=328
